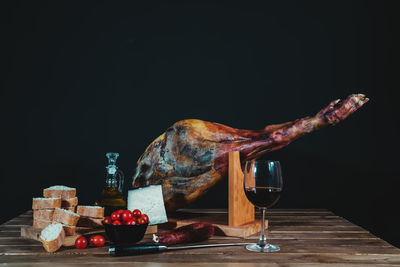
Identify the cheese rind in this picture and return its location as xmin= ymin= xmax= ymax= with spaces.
xmin=127 ymin=185 xmax=168 ymax=225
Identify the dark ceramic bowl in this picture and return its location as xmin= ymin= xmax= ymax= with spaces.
xmin=103 ymin=222 xmax=148 ymax=244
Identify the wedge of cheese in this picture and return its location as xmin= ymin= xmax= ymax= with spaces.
xmin=127 ymin=185 xmax=168 ymax=225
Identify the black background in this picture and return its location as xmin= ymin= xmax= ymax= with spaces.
xmin=1 ymin=1 xmax=399 ymax=247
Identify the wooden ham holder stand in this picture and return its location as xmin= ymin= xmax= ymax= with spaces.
xmin=168 ymin=151 xmax=267 ymax=238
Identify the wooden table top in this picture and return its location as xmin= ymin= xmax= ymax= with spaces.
xmin=1 ymin=209 xmax=399 ymax=266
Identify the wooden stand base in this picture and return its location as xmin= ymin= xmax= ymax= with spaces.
xmin=167 ymin=210 xmax=267 ymax=238
xmin=167 ymin=151 xmax=265 ymax=238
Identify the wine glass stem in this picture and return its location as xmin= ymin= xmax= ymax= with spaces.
xmin=257 ymin=208 xmax=267 ymax=247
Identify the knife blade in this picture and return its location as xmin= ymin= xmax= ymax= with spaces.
xmin=109 ymin=243 xmax=251 ymax=256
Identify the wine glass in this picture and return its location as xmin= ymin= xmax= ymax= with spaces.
xmin=243 ymin=159 xmax=283 ymax=252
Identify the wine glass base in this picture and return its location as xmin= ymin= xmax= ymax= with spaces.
xmin=246 ymin=243 xmax=280 ymax=252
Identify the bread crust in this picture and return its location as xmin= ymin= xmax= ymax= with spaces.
xmin=40 ymin=225 xmax=65 ymax=252
xmin=43 ymin=188 xmax=76 ymax=199
xmin=76 ymin=206 xmax=104 ymax=218
xmin=61 ymin=197 xmax=78 ymax=208
xmin=61 ymin=224 xmax=76 ymax=236
xmin=53 ymin=208 xmax=80 ymax=226
xmin=33 ymin=209 xmax=55 ymax=221
xmin=65 ymin=206 xmax=75 ymax=212
xmin=32 ymin=198 xmax=61 ymax=210
xmin=77 ymin=216 xmax=104 ymax=228
xmin=51 ymin=222 xmax=76 ymax=236
xmin=33 ymin=218 xmax=53 ymax=229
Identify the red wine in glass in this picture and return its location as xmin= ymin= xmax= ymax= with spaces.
xmin=243 ymin=160 xmax=283 ymax=252
xmin=244 ymin=186 xmax=281 ymax=208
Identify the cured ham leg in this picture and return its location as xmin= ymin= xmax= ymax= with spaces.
xmin=133 ymin=94 xmax=369 ymax=211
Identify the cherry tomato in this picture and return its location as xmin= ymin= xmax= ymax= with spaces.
xmin=136 ymin=217 xmax=146 ymax=224
xmin=132 ymin=209 xmax=142 ymax=218
xmin=92 ymin=235 xmax=105 ymax=247
xmin=117 ymin=209 xmax=125 ymax=214
xmin=89 ymin=235 xmax=95 ymax=246
xmin=121 ymin=210 xmax=133 ymax=222
xmin=111 ymin=211 xmax=121 ymax=221
xmin=126 ymin=219 xmax=137 ymax=225
xmin=103 ymin=216 xmax=112 ymax=224
xmin=75 ymin=236 xmax=88 ymax=249
xmin=112 ymin=220 xmax=122 ymax=225
xmin=141 ymin=214 xmax=149 ymax=224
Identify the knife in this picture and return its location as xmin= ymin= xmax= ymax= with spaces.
xmin=109 ymin=243 xmax=251 ymax=256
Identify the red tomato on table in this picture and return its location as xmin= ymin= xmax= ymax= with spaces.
xmin=75 ymin=236 xmax=88 ymax=249
xmin=92 ymin=235 xmax=105 ymax=247
xmin=89 ymin=235 xmax=95 ymax=246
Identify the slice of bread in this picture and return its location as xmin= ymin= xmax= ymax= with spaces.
xmin=53 ymin=208 xmax=80 ymax=226
xmin=32 ymin=197 xmax=61 ymax=210
xmin=33 ymin=219 xmax=76 ymax=236
xmin=40 ymin=223 xmax=65 ymax=252
xmin=43 ymin=185 xmax=76 ymax=199
xmin=77 ymin=216 xmax=104 ymax=228
xmin=33 ymin=209 xmax=55 ymax=220
xmin=61 ymin=197 xmax=78 ymax=208
xmin=51 ymin=222 xmax=76 ymax=236
xmin=76 ymin=206 xmax=104 ymax=218
xmin=65 ymin=206 xmax=76 ymax=212
xmin=61 ymin=224 xmax=76 ymax=236
xmin=33 ymin=218 xmax=53 ymax=229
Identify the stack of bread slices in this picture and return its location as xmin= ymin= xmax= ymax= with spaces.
xmin=33 ymin=186 xmax=107 ymax=252
xmin=43 ymin=185 xmax=78 ymax=212
xmin=32 ymin=185 xmax=80 ymax=236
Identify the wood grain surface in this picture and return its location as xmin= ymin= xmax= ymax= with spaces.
xmin=228 ymin=151 xmax=254 ymax=227
xmin=168 ymin=209 xmax=267 ymax=238
xmin=1 ymin=209 xmax=399 ymax=266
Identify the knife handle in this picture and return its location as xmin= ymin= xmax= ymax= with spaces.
xmin=109 ymin=244 xmax=167 ymax=256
